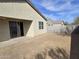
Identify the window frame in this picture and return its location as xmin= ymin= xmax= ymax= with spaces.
xmin=39 ymin=21 xmax=44 ymax=29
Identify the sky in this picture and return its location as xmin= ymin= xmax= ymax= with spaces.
xmin=31 ymin=0 xmax=79 ymax=23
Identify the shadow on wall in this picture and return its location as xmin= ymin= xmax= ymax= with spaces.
xmin=35 ymin=48 xmax=69 ymax=59
xmin=70 ymin=26 xmax=79 ymax=59
xmin=23 ymin=20 xmax=32 ymax=35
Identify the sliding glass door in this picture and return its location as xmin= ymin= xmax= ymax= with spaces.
xmin=9 ymin=21 xmax=24 ymax=38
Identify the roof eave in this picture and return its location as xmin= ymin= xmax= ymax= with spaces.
xmin=25 ymin=0 xmax=47 ymax=21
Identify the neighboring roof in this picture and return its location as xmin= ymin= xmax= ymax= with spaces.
xmin=0 ymin=0 xmax=47 ymax=21
xmin=47 ymin=20 xmax=64 ymax=24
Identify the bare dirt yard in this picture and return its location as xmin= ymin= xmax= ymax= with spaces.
xmin=0 ymin=33 xmax=71 ymax=59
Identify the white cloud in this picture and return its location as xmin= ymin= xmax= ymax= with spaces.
xmin=41 ymin=0 xmax=61 ymax=11
xmin=36 ymin=0 xmax=79 ymax=23
xmin=43 ymin=13 xmax=61 ymax=20
xmin=40 ymin=0 xmax=79 ymax=12
xmin=57 ymin=8 xmax=79 ymax=16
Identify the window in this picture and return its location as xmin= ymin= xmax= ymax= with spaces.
xmin=39 ymin=21 xmax=44 ymax=29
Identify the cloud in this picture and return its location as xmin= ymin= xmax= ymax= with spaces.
xmin=40 ymin=0 xmax=79 ymax=19
xmin=57 ymin=8 xmax=79 ymax=17
xmin=32 ymin=0 xmax=79 ymax=23
xmin=43 ymin=13 xmax=75 ymax=23
xmin=41 ymin=0 xmax=61 ymax=11
xmin=41 ymin=0 xmax=79 ymax=12
xmin=43 ymin=13 xmax=62 ymax=20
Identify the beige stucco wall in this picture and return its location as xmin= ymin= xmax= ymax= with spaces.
xmin=23 ymin=20 xmax=34 ymax=37
xmin=0 ymin=3 xmax=45 ymax=21
xmin=0 ymin=19 xmax=47 ymax=42
xmin=0 ymin=3 xmax=47 ymax=41
xmin=33 ymin=19 xmax=47 ymax=36
xmin=23 ymin=19 xmax=47 ymax=37
xmin=0 ymin=20 xmax=47 ymax=42
xmin=0 ymin=20 xmax=34 ymax=41
xmin=0 ymin=20 xmax=10 ymax=42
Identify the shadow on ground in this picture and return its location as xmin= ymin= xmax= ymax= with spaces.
xmin=35 ymin=47 xmax=69 ymax=59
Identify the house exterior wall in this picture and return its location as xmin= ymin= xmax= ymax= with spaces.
xmin=0 ymin=19 xmax=47 ymax=41
xmin=47 ymin=20 xmax=65 ymax=33
xmin=23 ymin=19 xmax=47 ymax=38
xmin=0 ymin=20 xmax=34 ymax=41
xmin=0 ymin=20 xmax=10 ymax=41
xmin=0 ymin=3 xmax=45 ymax=21
xmin=33 ymin=19 xmax=47 ymax=36
xmin=23 ymin=21 xmax=34 ymax=37
xmin=0 ymin=3 xmax=47 ymax=41
xmin=47 ymin=24 xmax=66 ymax=33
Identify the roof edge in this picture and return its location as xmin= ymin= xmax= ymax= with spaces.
xmin=26 ymin=0 xmax=47 ymax=21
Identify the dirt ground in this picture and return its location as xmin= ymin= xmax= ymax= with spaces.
xmin=0 ymin=33 xmax=71 ymax=59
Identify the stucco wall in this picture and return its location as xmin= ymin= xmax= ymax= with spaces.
xmin=0 ymin=20 xmax=34 ymax=41
xmin=23 ymin=19 xmax=47 ymax=37
xmin=33 ymin=19 xmax=47 ymax=36
xmin=0 ymin=3 xmax=47 ymax=41
xmin=23 ymin=21 xmax=34 ymax=37
xmin=0 ymin=20 xmax=47 ymax=41
xmin=47 ymin=24 xmax=67 ymax=33
xmin=0 ymin=20 xmax=10 ymax=42
xmin=0 ymin=3 xmax=45 ymax=21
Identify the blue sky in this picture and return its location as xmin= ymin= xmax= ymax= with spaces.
xmin=31 ymin=0 xmax=79 ymax=23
